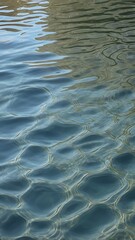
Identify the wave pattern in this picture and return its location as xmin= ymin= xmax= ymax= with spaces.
xmin=0 ymin=0 xmax=135 ymax=239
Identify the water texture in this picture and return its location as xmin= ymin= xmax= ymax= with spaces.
xmin=0 ymin=0 xmax=135 ymax=239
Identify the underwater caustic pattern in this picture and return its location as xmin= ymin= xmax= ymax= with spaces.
xmin=0 ymin=0 xmax=135 ymax=239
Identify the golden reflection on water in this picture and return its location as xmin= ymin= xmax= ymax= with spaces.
xmin=34 ymin=0 xmax=134 ymax=85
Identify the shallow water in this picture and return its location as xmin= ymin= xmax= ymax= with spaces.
xmin=0 ymin=0 xmax=135 ymax=239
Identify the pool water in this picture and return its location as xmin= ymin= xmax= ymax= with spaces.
xmin=0 ymin=0 xmax=135 ymax=239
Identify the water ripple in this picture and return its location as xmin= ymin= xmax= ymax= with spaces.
xmin=0 ymin=0 xmax=135 ymax=239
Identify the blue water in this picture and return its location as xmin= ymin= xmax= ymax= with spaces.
xmin=0 ymin=0 xmax=135 ymax=239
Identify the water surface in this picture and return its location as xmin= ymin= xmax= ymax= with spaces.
xmin=0 ymin=0 xmax=135 ymax=239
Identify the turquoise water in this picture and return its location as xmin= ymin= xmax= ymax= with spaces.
xmin=0 ymin=0 xmax=135 ymax=239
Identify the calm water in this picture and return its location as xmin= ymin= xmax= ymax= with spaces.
xmin=0 ymin=0 xmax=135 ymax=239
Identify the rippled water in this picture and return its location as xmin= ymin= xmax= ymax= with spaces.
xmin=0 ymin=0 xmax=135 ymax=239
